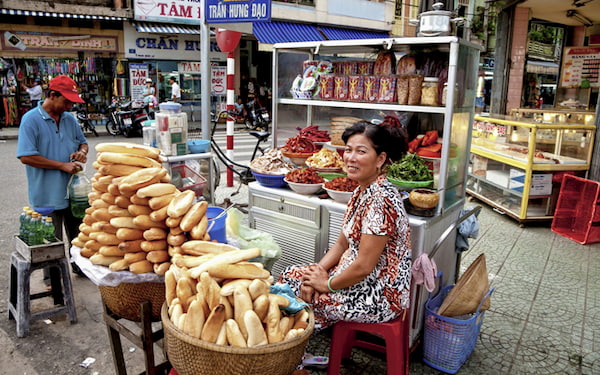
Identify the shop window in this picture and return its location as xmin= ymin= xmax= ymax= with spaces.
xmin=0 ymin=14 xmax=27 ymax=24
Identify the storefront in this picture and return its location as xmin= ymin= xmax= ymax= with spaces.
xmin=0 ymin=17 xmax=123 ymax=125
xmin=123 ymin=22 xmax=227 ymax=119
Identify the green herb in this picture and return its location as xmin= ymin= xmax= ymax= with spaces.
xmin=387 ymin=154 xmax=433 ymax=181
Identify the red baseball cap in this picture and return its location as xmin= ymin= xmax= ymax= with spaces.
xmin=49 ymin=75 xmax=85 ymax=103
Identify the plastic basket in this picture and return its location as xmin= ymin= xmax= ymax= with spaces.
xmin=171 ymin=164 xmax=207 ymax=197
xmin=423 ymin=275 xmax=493 ymax=374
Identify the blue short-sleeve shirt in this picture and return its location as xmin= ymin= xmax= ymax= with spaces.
xmin=16 ymin=106 xmax=87 ymax=210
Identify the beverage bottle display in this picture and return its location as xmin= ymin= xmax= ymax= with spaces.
xmin=22 ymin=209 xmax=34 ymax=244
xmin=19 ymin=206 xmax=30 ymax=240
xmin=43 ymin=216 xmax=56 ymax=243
xmin=68 ymin=168 xmax=92 ymax=219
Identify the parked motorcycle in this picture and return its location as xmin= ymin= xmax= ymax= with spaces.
xmin=244 ymin=98 xmax=270 ymax=131
xmin=105 ymin=100 xmax=148 ymax=137
xmin=73 ymin=105 xmax=99 ymax=137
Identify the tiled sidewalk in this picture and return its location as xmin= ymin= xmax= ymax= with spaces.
xmin=302 ymin=202 xmax=600 ymax=374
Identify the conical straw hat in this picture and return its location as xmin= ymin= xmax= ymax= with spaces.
xmin=438 ymin=253 xmax=491 ymax=317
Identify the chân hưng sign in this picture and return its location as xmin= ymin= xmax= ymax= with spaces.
xmin=205 ymin=0 xmax=271 ymax=23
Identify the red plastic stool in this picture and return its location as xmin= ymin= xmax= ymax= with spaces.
xmin=327 ymin=311 xmax=410 ymax=375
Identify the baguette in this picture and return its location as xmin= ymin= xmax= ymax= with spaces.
xmin=137 ymin=183 xmax=177 ymax=198
xmin=233 ymin=286 xmax=253 ymax=340
xmin=253 ymin=294 xmax=270 ymax=322
xmin=169 ymin=246 xmax=183 ymax=257
xmin=172 ymin=253 xmax=215 ymax=268
xmin=200 ymin=272 xmax=221 ymax=311
xmin=96 ymin=174 xmax=115 ymax=184
xmin=91 ymin=199 xmax=110 ymax=209
xmin=128 ymin=204 xmax=153 ymax=217
xmin=266 ymin=298 xmax=284 ymax=344
xmin=220 ymin=279 xmax=252 ymax=297
xmin=118 ymin=239 xmax=144 ymax=252
xmin=150 ymin=206 xmax=169 ymax=223
xmin=143 ymin=227 xmax=168 ymax=241
xmin=268 ymin=293 xmax=291 ymax=308
xmin=148 ymin=193 xmax=176 ymax=210
xmin=140 ymin=240 xmax=168 ymax=252
xmin=95 ymin=233 xmax=121 ymax=246
xmin=91 ymin=208 xmax=113 ymax=223
xmin=147 ymin=250 xmax=169 ymax=264
xmin=170 ymin=302 xmax=183 ymax=325
xmin=124 ymin=251 xmax=147 ymax=264
xmin=249 ymin=279 xmax=271 ymax=300
xmin=130 ymin=194 xmax=151 ymax=206
xmin=293 ymin=309 xmax=309 ymax=330
xmin=189 ymin=248 xmax=262 ymax=279
xmin=92 ymin=182 xmax=109 ymax=193
xmin=284 ymin=328 xmax=304 ymax=341
xmin=109 ymin=258 xmax=130 ymax=272
xmin=110 ymin=217 xmax=143 ymax=230
xmin=165 ymin=269 xmax=177 ymax=306
xmin=176 ymin=277 xmax=196 ymax=311
xmin=79 ymin=223 xmax=94 ymax=235
xmin=90 ymin=253 xmax=123 ymax=266
xmin=133 ymin=214 xmax=167 ymax=229
xmin=206 ymin=263 xmax=270 ymax=280
xmin=95 ymin=142 xmax=161 ymax=160
xmin=165 ymin=216 xmax=182 ymax=228
xmin=99 ymin=163 xmax=145 ymax=177
xmin=179 ymin=201 xmax=208 ymax=232
xmin=119 ymin=167 xmax=167 ymax=193
xmin=153 ymin=261 xmax=171 ymax=276
xmin=181 ymin=240 xmax=237 ymax=256
xmin=98 ymin=152 xmax=162 ymax=169
xmin=220 ymin=295 xmax=234 ymax=320
xmin=167 ymin=190 xmax=196 ymax=218
xmin=216 ymin=324 xmax=228 ymax=346
xmin=201 ymin=304 xmax=226 ymax=343
xmin=182 ymin=299 xmax=205 ymax=339
xmin=189 ymin=216 xmax=209 ymax=240
xmin=245 ymin=310 xmax=269 ymax=347
xmin=101 ymin=192 xmax=116 ymax=205
xmin=115 ymin=195 xmax=131 ymax=209
xmin=167 ymin=233 xmax=186 ymax=247
xmin=71 ymin=238 xmax=86 ymax=248
xmin=107 ymin=184 xmax=121 ymax=197
xmin=169 ymin=226 xmax=184 ymax=235
xmin=108 ymin=205 xmax=132 ymax=218
xmin=84 ymin=239 xmax=102 ymax=251
xmin=279 ymin=316 xmax=293 ymax=338
xmin=225 ymin=319 xmax=247 ymax=348
xmin=98 ymin=221 xmax=119 ymax=234
xmin=80 ymin=247 xmax=96 ymax=258
xmin=99 ymin=245 xmax=127 ymax=257
xmin=116 ymin=228 xmax=145 ymax=241
xmin=129 ymin=259 xmax=154 ymax=274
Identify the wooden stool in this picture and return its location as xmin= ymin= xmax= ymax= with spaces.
xmin=103 ymin=300 xmax=171 ymax=375
xmin=8 ymin=251 xmax=77 ymax=337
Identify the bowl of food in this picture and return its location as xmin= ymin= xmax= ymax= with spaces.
xmin=306 ymin=148 xmax=345 ymax=171
xmin=285 ymin=168 xmax=325 ymax=195
xmin=251 ymin=170 xmax=287 ymax=188
xmin=323 ymin=177 xmax=359 ymax=203
xmin=281 ymin=149 xmax=314 ymax=167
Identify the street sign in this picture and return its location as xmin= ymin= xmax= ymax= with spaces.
xmin=205 ymin=0 xmax=271 ymax=23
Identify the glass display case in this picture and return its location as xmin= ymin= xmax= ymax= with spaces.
xmin=509 ymin=107 xmax=595 ymax=125
xmin=467 ymin=115 xmax=596 ymax=223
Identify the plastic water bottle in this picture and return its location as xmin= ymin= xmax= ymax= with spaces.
xmin=68 ymin=169 xmax=91 ymax=219
xmin=19 ymin=206 xmax=30 ymax=240
xmin=22 ymin=210 xmax=34 ymax=244
xmin=29 ymin=213 xmax=43 ymax=245
xmin=43 ymin=216 xmax=56 ymax=243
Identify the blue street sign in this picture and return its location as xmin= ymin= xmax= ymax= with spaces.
xmin=205 ymin=0 xmax=271 ymax=23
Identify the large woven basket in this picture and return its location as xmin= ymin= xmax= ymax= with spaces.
xmin=99 ymin=282 xmax=165 ymax=322
xmin=162 ymin=303 xmax=314 ymax=375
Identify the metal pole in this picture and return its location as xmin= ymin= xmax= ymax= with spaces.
xmin=226 ymin=50 xmax=235 ymax=187
xmin=201 ymin=3 xmax=210 ymax=142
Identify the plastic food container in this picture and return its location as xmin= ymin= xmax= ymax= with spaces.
xmin=156 ymin=102 xmax=188 ymax=156
xmin=421 ymin=77 xmax=439 ymax=106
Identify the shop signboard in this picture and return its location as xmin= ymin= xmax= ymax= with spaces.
xmin=123 ymin=23 xmax=225 ymax=62
xmin=205 ymin=0 xmax=271 ymax=23
xmin=130 ymin=63 xmax=150 ymax=102
xmin=211 ymin=66 xmax=226 ymax=95
xmin=559 ymin=46 xmax=600 ymax=88
xmin=133 ymin=0 xmax=202 ymax=25
xmin=0 ymin=30 xmax=118 ymax=53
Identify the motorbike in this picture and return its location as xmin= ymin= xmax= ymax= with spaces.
xmin=105 ymin=100 xmax=148 ymax=137
xmin=244 ymin=98 xmax=270 ymax=131
xmin=73 ymin=106 xmax=98 ymax=137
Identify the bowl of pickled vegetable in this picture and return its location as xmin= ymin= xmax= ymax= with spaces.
xmin=284 ymin=168 xmax=324 ymax=195
xmin=324 ymin=177 xmax=359 ymax=203
xmin=387 ymin=154 xmax=433 ymax=190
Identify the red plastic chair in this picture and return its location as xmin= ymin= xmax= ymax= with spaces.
xmin=327 ymin=310 xmax=410 ymax=375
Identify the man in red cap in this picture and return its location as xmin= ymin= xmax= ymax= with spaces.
xmin=17 ymin=74 xmax=89 ymax=278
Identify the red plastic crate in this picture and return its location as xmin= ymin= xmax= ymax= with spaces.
xmin=171 ymin=164 xmax=207 ymax=197
xmin=551 ymin=175 xmax=600 ymax=244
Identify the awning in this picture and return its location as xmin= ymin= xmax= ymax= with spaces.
xmin=526 ymin=60 xmax=560 ymax=75
xmin=133 ymin=22 xmax=201 ymax=35
xmin=253 ymin=21 xmax=325 ymax=44
xmin=252 ymin=21 xmax=390 ymax=44
xmin=0 ymin=8 xmax=125 ymax=21
xmin=318 ymin=26 xmax=389 ymax=41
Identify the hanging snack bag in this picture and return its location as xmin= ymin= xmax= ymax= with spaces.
xmin=333 ymin=75 xmax=349 ymax=101
xmin=378 ymin=75 xmax=398 ymax=103
xmin=348 ymin=75 xmax=364 ymax=102
xmin=357 ymin=61 xmax=374 ymax=75
xmin=363 ymin=75 xmax=380 ymax=103
xmin=397 ymin=75 xmax=410 ymax=105
xmin=319 ymin=74 xmax=335 ymax=100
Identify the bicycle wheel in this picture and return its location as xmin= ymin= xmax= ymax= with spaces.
xmin=105 ymin=118 xmax=120 ymax=135
xmin=212 ymin=156 xmax=221 ymax=188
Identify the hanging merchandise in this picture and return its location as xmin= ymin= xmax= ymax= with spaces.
xmin=116 ymin=60 xmax=125 ymax=75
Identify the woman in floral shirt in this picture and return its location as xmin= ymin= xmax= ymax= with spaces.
xmin=279 ymin=121 xmax=412 ymax=331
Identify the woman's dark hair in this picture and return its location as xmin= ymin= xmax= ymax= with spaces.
xmin=341 ymin=121 xmax=408 ymax=164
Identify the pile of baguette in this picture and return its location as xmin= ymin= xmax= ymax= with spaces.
xmin=167 ymin=241 xmax=309 ymax=347
xmin=71 ymin=142 xmax=212 ymax=275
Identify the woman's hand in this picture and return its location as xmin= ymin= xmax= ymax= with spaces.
xmin=302 ymin=263 xmax=329 ymax=294
xmin=300 ymin=283 xmax=316 ymax=304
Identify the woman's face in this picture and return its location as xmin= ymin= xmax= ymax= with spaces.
xmin=343 ymin=133 xmax=386 ymax=188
